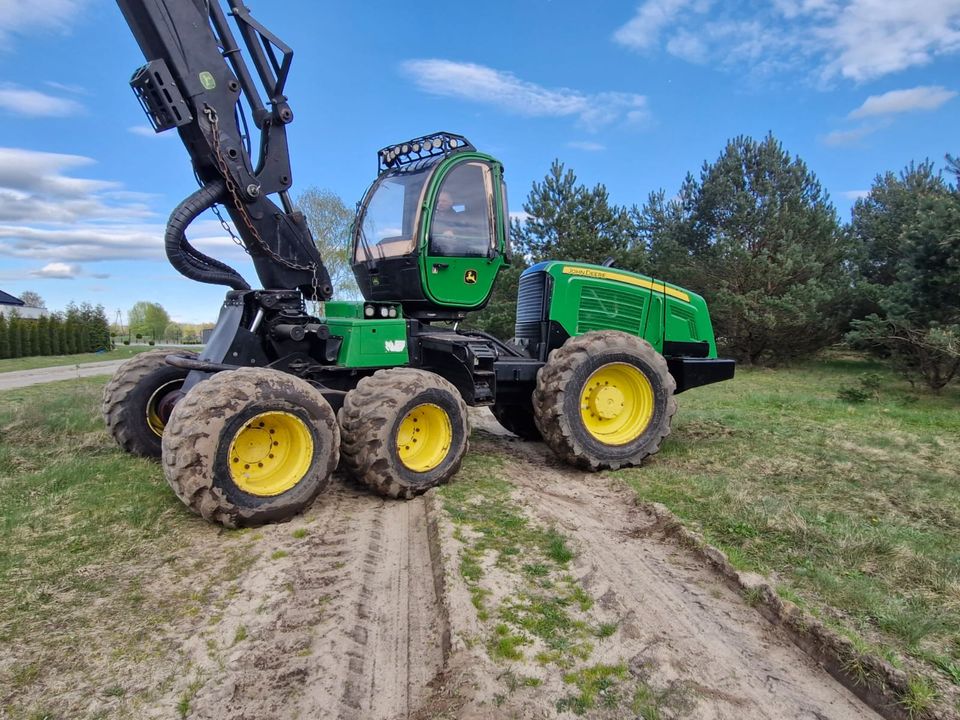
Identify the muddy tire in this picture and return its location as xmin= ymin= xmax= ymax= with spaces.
xmin=491 ymin=400 xmax=542 ymax=441
xmin=102 ymin=349 xmax=196 ymax=458
xmin=338 ymin=368 xmax=469 ymax=499
xmin=161 ymin=368 xmax=339 ymax=527
xmin=533 ymin=330 xmax=676 ymax=470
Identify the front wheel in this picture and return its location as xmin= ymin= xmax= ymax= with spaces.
xmin=338 ymin=368 xmax=469 ymax=499
xmin=533 ymin=331 xmax=676 ymax=470
xmin=161 ymin=368 xmax=340 ymax=527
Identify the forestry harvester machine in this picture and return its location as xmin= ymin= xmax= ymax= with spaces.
xmin=103 ymin=0 xmax=735 ymax=526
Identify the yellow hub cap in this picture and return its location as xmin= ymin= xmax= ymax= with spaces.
xmin=396 ymin=403 xmax=452 ymax=472
xmin=228 ymin=411 xmax=314 ymax=496
xmin=579 ymin=363 xmax=654 ymax=445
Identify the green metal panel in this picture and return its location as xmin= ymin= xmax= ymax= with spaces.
xmin=322 ymin=317 xmax=409 ymax=367
xmin=539 ymin=261 xmax=718 ymax=358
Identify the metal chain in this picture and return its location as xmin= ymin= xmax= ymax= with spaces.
xmin=202 ymin=104 xmax=321 ymax=302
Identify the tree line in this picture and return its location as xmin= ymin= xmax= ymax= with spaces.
xmin=0 ymin=303 xmax=112 ymax=360
xmin=467 ymin=134 xmax=959 ymax=392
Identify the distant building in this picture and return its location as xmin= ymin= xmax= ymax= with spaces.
xmin=0 ymin=290 xmax=49 ymax=320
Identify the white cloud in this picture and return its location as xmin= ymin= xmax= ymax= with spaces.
xmin=0 ymin=0 xmax=88 ymax=45
xmin=0 ymin=146 xmax=248 ymax=278
xmin=613 ymin=0 xmax=960 ymax=83
xmin=400 ymin=59 xmax=648 ymax=131
xmin=840 ymin=189 xmax=870 ymax=200
xmin=567 ymin=141 xmax=607 ymax=152
xmin=849 ymin=85 xmax=957 ymax=118
xmin=821 ymin=0 xmax=960 ymax=81
xmin=32 ymin=262 xmax=80 ymax=279
xmin=128 ymin=125 xmax=171 ymax=138
xmin=0 ymin=85 xmax=83 ymax=117
xmin=613 ymin=0 xmax=708 ymax=51
xmin=821 ymin=125 xmax=877 ymax=146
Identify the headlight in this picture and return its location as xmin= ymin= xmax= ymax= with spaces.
xmin=364 ymin=305 xmax=374 ymax=317
xmin=379 ymin=306 xmax=389 ymax=318
xmin=388 ymin=307 xmax=398 ymax=318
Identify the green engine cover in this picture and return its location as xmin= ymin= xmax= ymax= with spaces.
xmin=531 ymin=262 xmax=719 ymax=358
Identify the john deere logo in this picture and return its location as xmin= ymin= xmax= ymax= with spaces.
xmin=199 ymin=71 xmax=217 ymax=90
xmin=464 ymin=269 xmax=478 ymax=284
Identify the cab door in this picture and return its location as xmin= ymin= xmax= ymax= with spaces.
xmin=421 ymin=158 xmax=505 ymax=308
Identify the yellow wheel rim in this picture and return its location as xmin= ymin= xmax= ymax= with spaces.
xmin=146 ymin=379 xmax=182 ymax=438
xmin=579 ymin=363 xmax=654 ymax=446
xmin=228 ymin=411 xmax=314 ymax=496
xmin=396 ymin=403 xmax=452 ymax=473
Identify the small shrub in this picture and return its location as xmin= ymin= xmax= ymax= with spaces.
xmin=122 ymin=340 xmax=130 ymax=346
xmin=147 ymin=340 xmax=155 ymax=346
xmin=837 ymin=373 xmax=883 ymax=403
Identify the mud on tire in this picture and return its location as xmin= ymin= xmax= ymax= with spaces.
xmin=338 ymin=368 xmax=469 ymax=499
xmin=161 ymin=367 xmax=340 ymax=527
xmin=102 ymin=349 xmax=196 ymax=458
xmin=533 ymin=330 xmax=676 ymax=471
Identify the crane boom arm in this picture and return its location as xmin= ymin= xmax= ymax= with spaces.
xmin=117 ymin=0 xmax=333 ymax=299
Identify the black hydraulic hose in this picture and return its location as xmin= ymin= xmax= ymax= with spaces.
xmin=165 ymin=180 xmax=251 ymax=291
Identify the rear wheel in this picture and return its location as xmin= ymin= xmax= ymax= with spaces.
xmin=533 ymin=331 xmax=676 ymax=470
xmin=102 ymin=349 xmax=196 ymax=458
xmin=491 ymin=400 xmax=542 ymax=441
xmin=338 ymin=368 xmax=469 ymax=498
xmin=161 ymin=368 xmax=339 ymax=527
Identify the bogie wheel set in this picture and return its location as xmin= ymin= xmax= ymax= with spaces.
xmin=102 ymin=331 xmax=676 ymax=526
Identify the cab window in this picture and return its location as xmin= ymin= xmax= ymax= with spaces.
xmin=355 ymin=166 xmax=430 ymax=262
xmin=429 ymin=162 xmax=495 ymax=258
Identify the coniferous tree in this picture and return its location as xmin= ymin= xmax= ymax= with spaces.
xmin=10 ymin=316 xmax=23 ymax=358
xmin=49 ymin=315 xmax=62 ymax=355
xmin=0 ymin=314 xmax=8 ymax=359
xmin=637 ymin=134 xmax=849 ymax=364
xmin=37 ymin=316 xmax=52 ymax=355
xmin=847 ymin=161 xmax=960 ymax=391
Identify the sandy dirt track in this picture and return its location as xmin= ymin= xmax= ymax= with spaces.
xmin=177 ymin=481 xmax=445 ymax=720
xmin=0 ymin=359 xmax=125 ymax=390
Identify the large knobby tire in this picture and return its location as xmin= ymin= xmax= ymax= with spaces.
xmin=338 ymin=368 xmax=469 ymax=499
xmin=102 ymin=349 xmax=197 ymax=458
xmin=491 ymin=400 xmax=542 ymax=441
xmin=533 ymin=330 xmax=676 ymax=471
xmin=161 ymin=368 xmax=340 ymax=527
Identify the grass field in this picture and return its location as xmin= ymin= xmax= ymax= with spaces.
xmin=0 ymin=346 xmax=153 ymax=373
xmin=618 ymin=354 xmax=960 ymax=709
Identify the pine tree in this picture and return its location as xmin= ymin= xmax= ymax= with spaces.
xmin=637 ymin=134 xmax=849 ymax=364
xmin=848 ymin=170 xmax=960 ymax=392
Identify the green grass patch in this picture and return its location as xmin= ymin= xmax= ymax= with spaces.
xmin=0 ymin=345 xmax=155 ymax=373
xmin=617 ymin=355 xmax=960 ymax=694
xmin=0 ymin=378 xmax=212 ymax=715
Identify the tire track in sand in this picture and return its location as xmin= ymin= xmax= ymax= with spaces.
xmin=187 ymin=477 xmax=445 ymax=720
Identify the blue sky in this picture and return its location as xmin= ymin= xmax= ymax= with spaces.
xmin=0 ymin=0 xmax=958 ymax=323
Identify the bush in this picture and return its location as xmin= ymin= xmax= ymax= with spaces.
xmin=837 ymin=372 xmax=882 ymax=404
xmin=122 ymin=340 xmax=130 ymax=346
xmin=147 ymin=340 xmax=155 ymax=346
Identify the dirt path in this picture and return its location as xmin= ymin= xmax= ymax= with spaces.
xmin=459 ymin=409 xmax=883 ymax=720
xmin=0 ymin=359 xmax=125 ymax=390
xmin=180 ymin=479 xmax=445 ymax=720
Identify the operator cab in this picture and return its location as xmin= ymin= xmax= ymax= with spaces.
xmin=352 ymin=132 xmax=510 ymax=320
